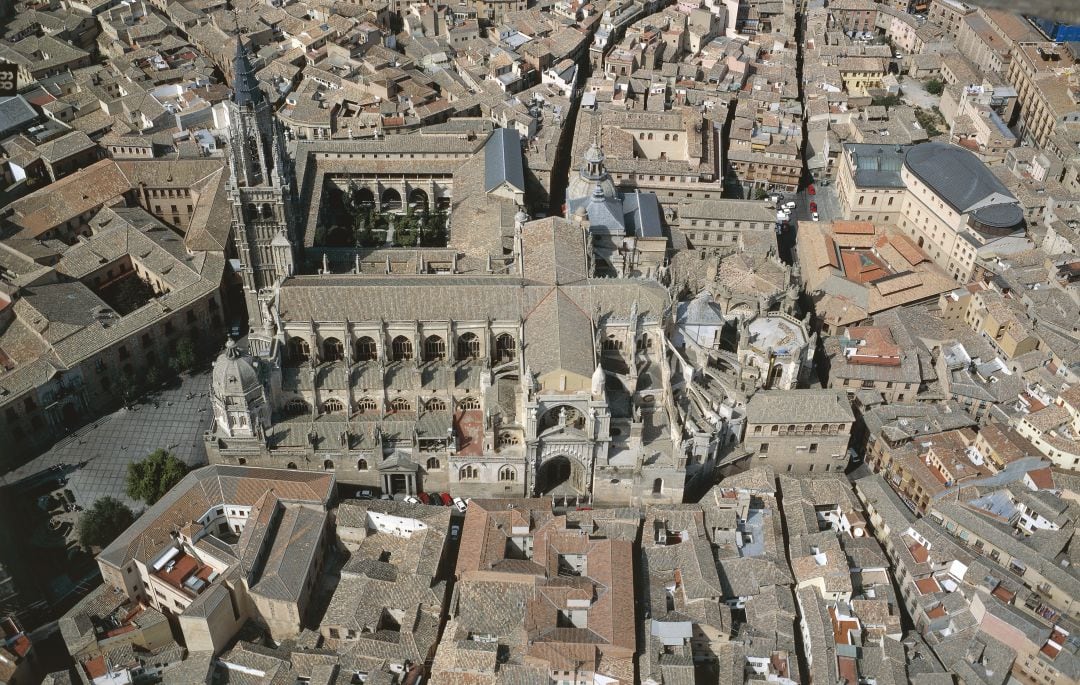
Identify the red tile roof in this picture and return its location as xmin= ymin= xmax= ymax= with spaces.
xmin=915 ymin=577 xmax=941 ymax=595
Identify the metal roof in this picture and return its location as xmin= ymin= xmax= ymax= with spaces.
xmin=0 ymin=96 xmax=37 ymax=138
xmin=624 ymin=191 xmax=663 ymax=238
xmin=904 ymin=142 xmax=1023 ymax=229
xmin=483 ymin=127 xmax=525 ymax=194
xmin=845 ymin=143 xmax=906 ymax=189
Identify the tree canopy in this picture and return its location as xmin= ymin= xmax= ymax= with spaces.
xmin=126 ymin=449 xmax=189 ymax=505
xmin=79 ymin=496 xmax=135 ymax=550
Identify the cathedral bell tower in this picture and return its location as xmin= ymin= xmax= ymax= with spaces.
xmin=226 ymin=33 xmax=296 ymax=320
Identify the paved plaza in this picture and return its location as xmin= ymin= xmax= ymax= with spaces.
xmin=1 ymin=371 xmax=213 ymax=510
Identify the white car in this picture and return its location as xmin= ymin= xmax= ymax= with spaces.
xmin=453 ymin=496 xmax=467 ymax=513
xmin=812 ymin=212 xmax=819 ymax=222
xmin=783 ymin=201 xmax=796 ymax=210
xmin=403 ymin=495 xmax=419 ymax=504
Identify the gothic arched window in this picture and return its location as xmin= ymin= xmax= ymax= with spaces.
xmin=457 ymin=332 xmax=480 ymax=360
xmin=424 ymin=335 xmax=446 ymax=361
xmin=391 ymin=336 xmax=413 ymax=361
xmin=287 ymin=337 xmax=310 ymax=365
xmin=286 ymin=399 xmax=309 ymax=416
xmin=494 ymin=333 xmax=516 ymax=363
xmin=322 ymin=337 xmax=344 ymax=362
xmin=355 ymin=336 xmax=377 ymax=361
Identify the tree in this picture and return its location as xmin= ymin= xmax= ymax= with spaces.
xmin=871 ymin=94 xmax=901 ymax=108
xmin=126 ymin=449 xmax=189 ymax=505
xmin=169 ymin=338 xmax=197 ymax=374
xmin=79 ymin=497 xmax=135 ymax=550
xmin=925 ymin=79 xmax=943 ymax=96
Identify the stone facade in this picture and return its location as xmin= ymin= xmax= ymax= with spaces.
xmin=742 ymin=389 xmax=855 ymax=474
xmin=205 ymin=224 xmax=694 ymax=507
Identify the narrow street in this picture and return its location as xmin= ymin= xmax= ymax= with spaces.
xmin=546 ymin=32 xmax=595 ymax=216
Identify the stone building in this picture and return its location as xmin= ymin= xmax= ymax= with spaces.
xmin=206 ymin=213 xmax=693 ymax=505
xmin=565 ymin=142 xmax=667 ymax=279
xmin=225 ymin=37 xmax=297 ymax=318
xmin=0 ymin=207 xmax=226 ymax=466
xmin=95 ymin=465 xmax=335 ymax=654
xmin=742 ymin=389 xmax=855 ymax=474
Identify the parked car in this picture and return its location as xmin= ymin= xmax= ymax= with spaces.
xmin=358 ymin=490 xmax=374 ymax=500
xmin=417 ymin=492 xmax=430 ymax=505
xmin=809 ymin=201 xmax=817 ymax=212
xmin=807 ymin=184 xmax=816 ymax=196
xmin=403 ymin=495 xmax=419 ymax=504
xmin=453 ymin=496 xmax=467 ymax=513
xmin=379 ymin=494 xmax=393 ymax=500
xmin=783 ymin=201 xmax=796 ymax=210
xmin=450 ymin=524 xmax=461 ymax=540
xmin=439 ymin=492 xmax=453 ymax=506
xmin=428 ymin=492 xmax=443 ymax=505
xmin=812 ymin=211 xmax=820 ymax=221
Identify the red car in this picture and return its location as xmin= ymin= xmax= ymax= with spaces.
xmin=807 ymin=184 xmax=816 ymax=196
xmin=809 ymin=201 xmax=818 ymax=212
xmin=440 ymin=492 xmax=453 ymax=506
xmin=417 ymin=492 xmax=430 ymax=505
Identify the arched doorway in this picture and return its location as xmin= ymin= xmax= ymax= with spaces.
xmin=652 ymin=478 xmax=663 ymax=496
xmin=408 ymin=188 xmax=429 ymax=209
xmin=537 ymin=455 xmax=582 ymax=495
xmin=286 ymin=462 xmax=298 ymax=469
xmin=381 ymin=188 xmax=402 ymax=211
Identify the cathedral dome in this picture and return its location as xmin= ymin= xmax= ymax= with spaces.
xmin=212 ymin=339 xmax=260 ymax=396
xmin=566 ymin=143 xmax=618 ymax=212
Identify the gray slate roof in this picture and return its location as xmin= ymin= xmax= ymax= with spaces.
xmin=904 ymin=142 xmax=1023 ymax=229
xmin=746 ymin=389 xmax=855 ymax=424
xmin=484 ymin=127 xmax=525 ymax=194
xmin=0 ymin=96 xmax=38 ymax=137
